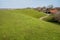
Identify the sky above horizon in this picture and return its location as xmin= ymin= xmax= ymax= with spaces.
xmin=0 ymin=0 xmax=60 ymax=8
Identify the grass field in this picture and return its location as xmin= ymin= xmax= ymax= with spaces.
xmin=0 ymin=9 xmax=46 ymax=18
xmin=0 ymin=9 xmax=60 ymax=40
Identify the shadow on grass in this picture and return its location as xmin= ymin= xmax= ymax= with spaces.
xmin=45 ymin=20 xmax=60 ymax=25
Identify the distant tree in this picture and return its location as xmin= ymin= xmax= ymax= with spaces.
xmin=41 ymin=6 xmax=47 ymax=12
xmin=47 ymin=5 xmax=53 ymax=9
xmin=42 ymin=6 xmax=46 ymax=9
xmin=35 ymin=7 xmax=41 ymax=12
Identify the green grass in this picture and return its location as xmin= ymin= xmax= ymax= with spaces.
xmin=0 ymin=9 xmax=60 ymax=40
xmin=0 ymin=9 xmax=46 ymax=18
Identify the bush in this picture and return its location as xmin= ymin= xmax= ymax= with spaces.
xmin=44 ymin=12 xmax=60 ymax=23
xmin=53 ymin=12 xmax=60 ymax=22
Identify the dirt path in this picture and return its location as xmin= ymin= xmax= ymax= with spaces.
xmin=40 ymin=14 xmax=50 ymax=20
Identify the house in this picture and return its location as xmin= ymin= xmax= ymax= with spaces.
xmin=34 ymin=7 xmax=60 ymax=14
xmin=55 ymin=7 xmax=60 ymax=11
xmin=45 ymin=7 xmax=60 ymax=14
xmin=50 ymin=9 xmax=58 ymax=14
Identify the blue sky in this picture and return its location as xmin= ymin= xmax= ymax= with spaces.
xmin=0 ymin=0 xmax=60 ymax=8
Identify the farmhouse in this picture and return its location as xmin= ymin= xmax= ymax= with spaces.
xmin=45 ymin=7 xmax=60 ymax=14
xmin=35 ymin=7 xmax=60 ymax=14
xmin=49 ymin=9 xmax=58 ymax=14
xmin=55 ymin=7 xmax=60 ymax=11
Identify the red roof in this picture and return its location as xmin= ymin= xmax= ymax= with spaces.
xmin=50 ymin=9 xmax=58 ymax=14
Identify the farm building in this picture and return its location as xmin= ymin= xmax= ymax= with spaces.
xmin=49 ymin=9 xmax=58 ymax=14
xmin=34 ymin=7 xmax=60 ymax=14
xmin=45 ymin=7 xmax=60 ymax=14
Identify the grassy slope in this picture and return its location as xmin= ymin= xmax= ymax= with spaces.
xmin=0 ymin=9 xmax=46 ymax=18
xmin=0 ymin=9 xmax=60 ymax=40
